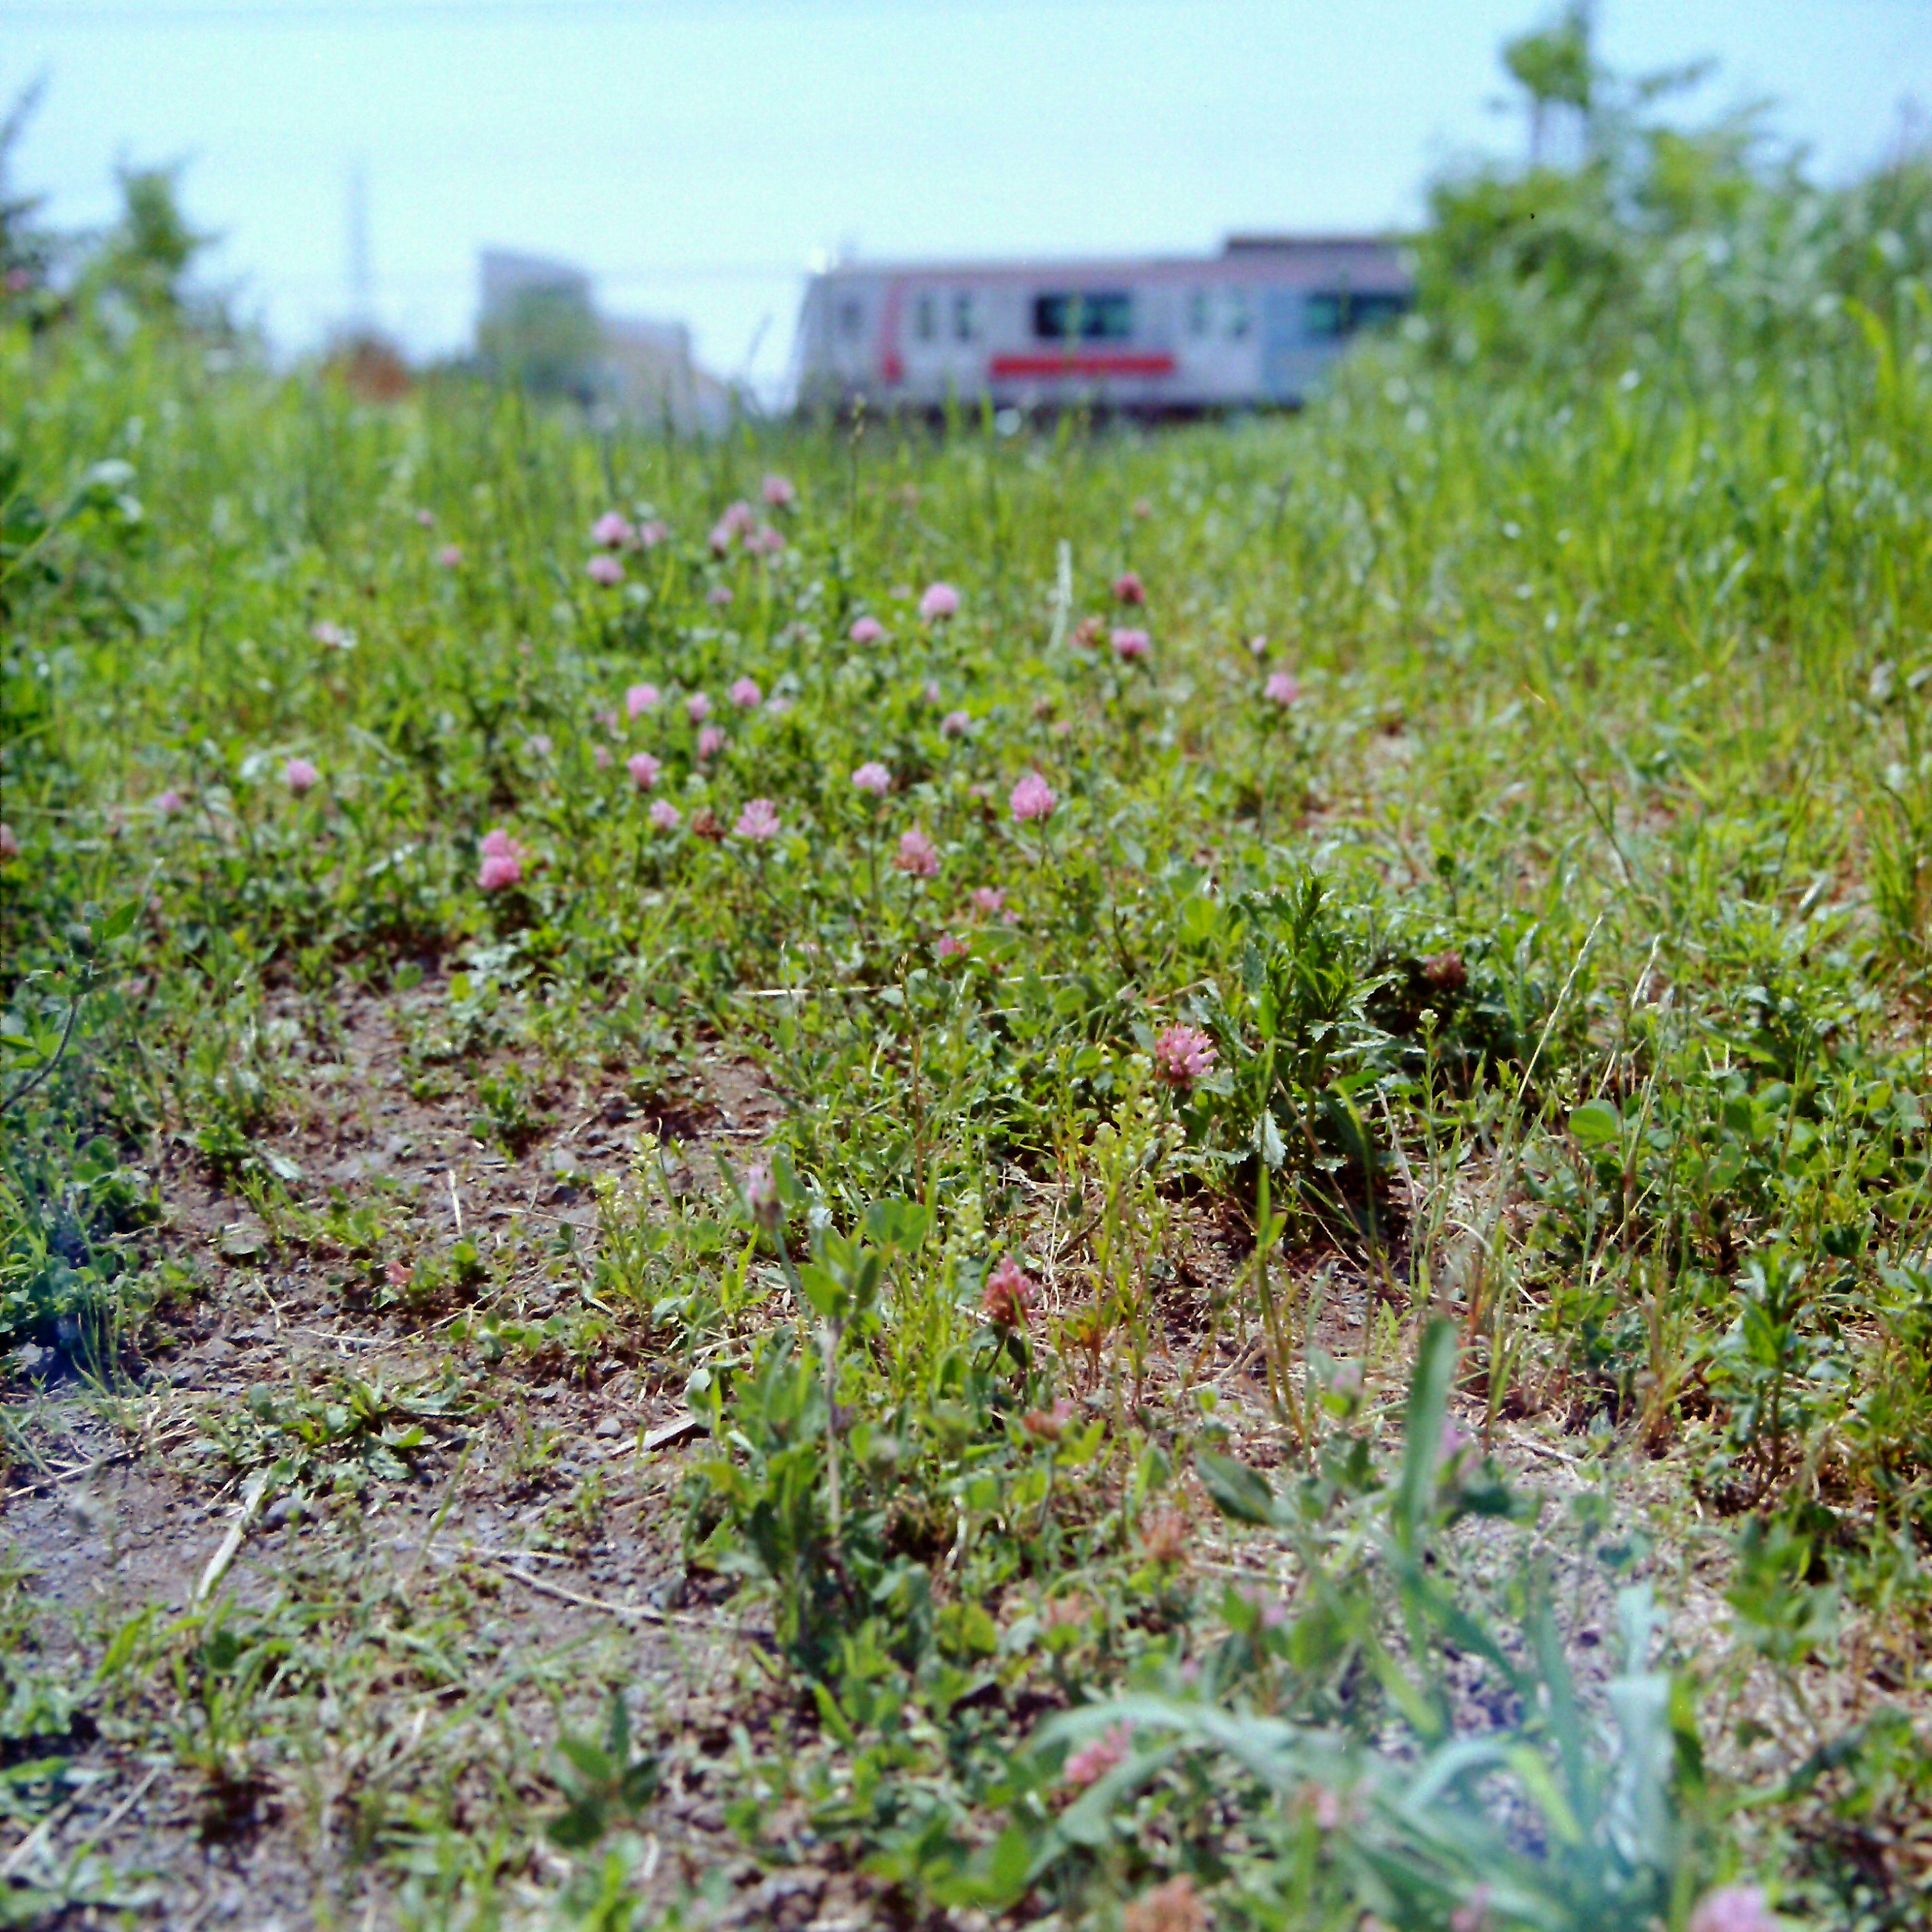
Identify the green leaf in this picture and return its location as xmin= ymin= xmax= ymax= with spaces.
xmin=96 ymin=899 xmax=140 ymax=943
xmin=1392 ymin=1319 xmax=1457 ymax=1553
xmin=1569 ymin=1098 xmax=1621 ymax=1145
xmin=1195 ymin=1447 xmax=1280 ymax=1526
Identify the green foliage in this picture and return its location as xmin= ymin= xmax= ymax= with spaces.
xmin=3 ymin=33 xmax=1931 ymax=1922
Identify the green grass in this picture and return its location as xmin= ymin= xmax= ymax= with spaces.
xmin=3 ymin=267 xmax=1931 ymax=1929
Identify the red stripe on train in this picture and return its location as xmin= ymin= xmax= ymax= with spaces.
xmin=989 ymin=353 xmax=1177 ymax=378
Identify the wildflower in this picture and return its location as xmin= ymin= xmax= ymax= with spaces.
xmin=626 ymin=682 xmax=661 ymax=718
xmin=637 ymin=519 xmax=668 ymax=547
xmin=982 ymin=1255 xmax=1036 ymax=1326
xmin=1234 ymin=1581 xmax=1287 ymax=1628
xmin=1111 ymin=570 xmax=1146 ymax=604
xmin=762 ymin=472 xmax=796 ymax=508
xmin=1062 ymin=1722 xmax=1131 ymax=1791
xmin=1023 ymin=1397 xmax=1077 ymax=1441
xmin=686 ymin=693 xmax=712 ymax=722
xmin=747 ymin=524 xmax=785 ymax=556
xmin=919 ymin=581 xmax=959 ymax=621
xmin=698 ymin=725 xmax=728 ymax=761
xmin=734 ymin=797 xmax=781 ymax=842
xmin=941 ymin=709 xmax=971 ymax=738
xmin=922 ymin=680 xmax=942 ymax=706
xmin=851 ymin=761 xmax=892 ymax=796
xmin=1111 ymin=626 xmax=1151 ymax=661
xmin=587 ymin=553 xmax=625 ymax=587
xmin=744 ymin=1160 xmax=784 ymax=1231
xmin=1248 ymin=633 xmax=1269 ymax=657
xmin=649 ymin=799 xmax=682 ymax=831
xmin=895 ymin=828 xmax=940 ymax=877
xmin=849 ymin=615 xmax=886 ymax=646
xmin=1140 ymin=1509 xmax=1191 ymax=1568
xmin=935 ymin=932 xmax=970 ymax=960
xmin=1152 ymin=1022 xmax=1216 ymax=1089
xmin=593 ymin=707 xmax=619 ymax=732
xmin=1122 ymin=1874 xmax=1208 ymax=1932
xmin=708 ymin=585 xmax=734 ymax=606
xmin=1071 ymin=615 xmax=1104 ymax=650
xmin=1264 ymin=669 xmax=1300 ymax=706
xmin=1306 ymin=1783 xmax=1344 ymax=1829
xmin=729 ymin=676 xmax=762 ymax=709
xmin=311 ymin=619 xmax=354 ymax=650
xmin=1329 ymin=1359 xmax=1364 ymax=1403
xmin=284 ymin=757 xmax=320 ymax=794
xmin=1450 ymin=1886 xmax=1493 ymax=1932
xmin=1437 ymin=1419 xmax=1483 ymax=1489
xmin=626 ymin=752 xmax=661 ymax=790
xmin=414 ymin=507 xmax=436 ymax=527
xmin=1688 ymin=1888 xmax=1778 ymax=1932
xmin=527 ymin=734 xmax=552 ymax=758
xmin=690 ymin=807 xmax=725 ymax=841
xmin=0 ymin=823 xmax=16 ymax=861
xmin=721 ymin=500 xmax=756 ymax=536
xmin=1423 ymin=948 xmax=1467 ymax=992
xmin=477 ymin=827 xmax=526 ymax=891
xmin=592 ymin=510 xmax=635 ymax=549
xmin=154 ymin=790 xmax=185 ymax=816
xmin=971 ymin=887 xmax=1004 ymax=915
xmin=1009 ymin=772 xmax=1057 ymax=822
xmin=435 ymin=543 xmax=462 ymax=569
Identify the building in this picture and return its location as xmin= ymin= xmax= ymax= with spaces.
xmin=476 ymin=250 xmax=731 ymax=433
xmin=792 ymin=235 xmax=1412 ymax=416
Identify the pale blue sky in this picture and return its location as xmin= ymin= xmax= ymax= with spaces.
xmin=5 ymin=0 xmax=1928 ymax=395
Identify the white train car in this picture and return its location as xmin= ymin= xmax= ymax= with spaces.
xmin=792 ymin=234 xmax=1411 ymax=416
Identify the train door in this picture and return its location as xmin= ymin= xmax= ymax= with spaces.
xmin=1261 ymin=289 xmax=1309 ymax=405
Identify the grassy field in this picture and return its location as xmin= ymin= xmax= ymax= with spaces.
xmin=5 ymin=141 xmax=1932 ymax=1929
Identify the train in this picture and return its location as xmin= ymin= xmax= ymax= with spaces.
xmin=791 ymin=234 xmax=1412 ymax=417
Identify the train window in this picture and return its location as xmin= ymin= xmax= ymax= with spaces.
xmin=838 ymin=299 xmax=863 ymax=341
xmin=1032 ymin=291 xmax=1134 ymax=342
xmin=952 ymin=291 xmax=976 ymax=342
xmin=914 ymin=292 xmax=937 ymax=343
xmin=1187 ymin=289 xmax=1211 ymax=338
xmin=1305 ymin=291 xmax=1409 ymax=340
xmin=1224 ymin=290 xmax=1252 ymax=340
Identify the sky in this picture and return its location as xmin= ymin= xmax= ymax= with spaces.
xmin=5 ymin=0 xmax=1929 ymax=398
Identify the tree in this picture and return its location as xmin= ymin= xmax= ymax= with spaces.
xmin=0 ymin=78 xmax=55 ymax=299
xmin=1502 ymin=4 xmax=1593 ymax=167
xmin=93 ymin=162 xmax=210 ymax=316
xmin=477 ymin=284 xmax=601 ymax=403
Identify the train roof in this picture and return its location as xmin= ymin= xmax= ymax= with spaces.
xmin=807 ymin=235 xmax=1411 ymax=289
